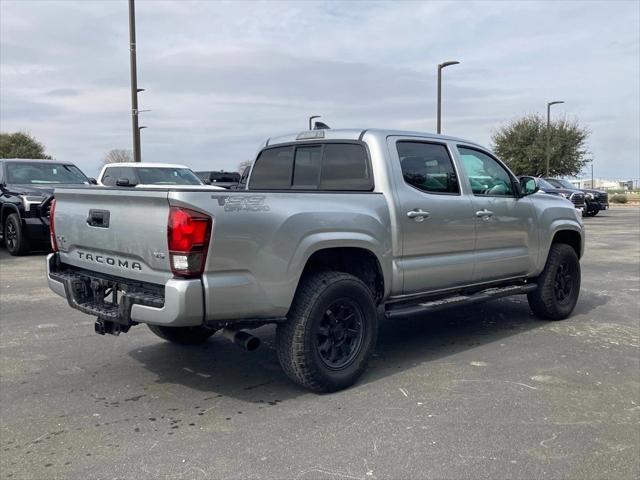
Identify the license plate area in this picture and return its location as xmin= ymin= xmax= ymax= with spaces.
xmin=50 ymin=260 xmax=165 ymax=325
xmin=69 ymin=276 xmax=123 ymax=321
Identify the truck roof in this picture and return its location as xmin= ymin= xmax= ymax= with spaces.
xmin=0 ymin=158 xmax=72 ymax=164
xmin=102 ymin=162 xmax=190 ymax=169
xmin=265 ymin=128 xmax=484 ymax=148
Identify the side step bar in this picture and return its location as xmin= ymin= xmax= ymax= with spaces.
xmin=385 ymin=283 xmax=537 ymax=319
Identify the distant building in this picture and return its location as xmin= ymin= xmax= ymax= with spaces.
xmin=570 ymin=178 xmax=638 ymax=190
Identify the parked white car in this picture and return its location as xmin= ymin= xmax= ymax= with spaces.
xmin=97 ymin=163 xmax=224 ymax=189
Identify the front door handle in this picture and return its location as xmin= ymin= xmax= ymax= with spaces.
xmin=475 ymin=209 xmax=494 ymax=218
xmin=407 ymin=209 xmax=430 ymax=222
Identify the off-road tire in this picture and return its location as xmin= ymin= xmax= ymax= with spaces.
xmin=147 ymin=325 xmax=217 ymax=345
xmin=4 ymin=213 xmax=30 ymax=256
xmin=528 ymin=243 xmax=581 ymax=320
xmin=276 ymin=271 xmax=378 ymax=393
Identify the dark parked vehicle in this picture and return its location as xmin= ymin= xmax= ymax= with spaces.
xmin=195 ymin=170 xmax=241 ymax=189
xmin=0 ymin=159 xmax=91 ymax=255
xmin=543 ymin=178 xmax=608 ymax=216
xmin=527 ymin=177 xmax=586 ymax=214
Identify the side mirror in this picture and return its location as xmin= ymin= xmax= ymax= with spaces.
xmin=116 ymin=178 xmax=136 ymax=187
xmin=519 ymin=176 xmax=539 ymax=196
xmin=203 ymin=178 xmax=212 ymax=185
xmin=88 ymin=177 xmax=98 ymax=185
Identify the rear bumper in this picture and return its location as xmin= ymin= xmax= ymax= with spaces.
xmin=46 ymin=253 xmax=203 ymax=326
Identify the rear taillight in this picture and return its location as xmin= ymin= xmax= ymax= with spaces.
xmin=49 ymin=199 xmax=58 ymax=252
xmin=167 ymin=206 xmax=212 ymax=277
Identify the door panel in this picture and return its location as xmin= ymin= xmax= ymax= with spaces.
xmin=456 ymin=145 xmax=537 ymax=282
xmin=388 ymin=138 xmax=476 ymax=294
xmin=470 ymin=196 xmax=536 ymax=281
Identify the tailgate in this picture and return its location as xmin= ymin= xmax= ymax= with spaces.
xmin=53 ymin=187 xmax=172 ymax=285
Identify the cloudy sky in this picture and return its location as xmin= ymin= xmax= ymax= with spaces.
xmin=1 ymin=0 xmax=639 ymax=179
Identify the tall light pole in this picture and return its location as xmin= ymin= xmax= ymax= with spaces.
xmin=436 ymin=60 xmax=459 ymax=134
xmin=128 ymin=0 xmax=142 ymax=162
xmin=546 ymin=100 xmax=564 ymax=176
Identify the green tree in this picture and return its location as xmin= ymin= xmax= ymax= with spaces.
xmin=0 ymin=132 xmax=52 ymax=159
xmin=491 ymin=114 xmax=590 ymax=177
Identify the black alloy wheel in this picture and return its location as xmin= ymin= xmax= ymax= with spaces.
xmin=554 ymin=262 xmax=573 ymax=302
xmin=4 ymin=214 xmax=29 ymax=255
xmin=5 ymin=221 xmax=17 ymax=251
xmin=316 ymin=299 xmax=365 ymax=370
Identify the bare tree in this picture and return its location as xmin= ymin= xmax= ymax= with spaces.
xmin=237 ymin=159 xmax=252 ymax=175
xmin=103 ymin=149 xmax=133 ymax=166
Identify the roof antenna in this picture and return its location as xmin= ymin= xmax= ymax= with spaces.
xmin=314 ymin=121 xmax=330 ymax=130
xmin=308 ymin=115 xmax=320 ymax=130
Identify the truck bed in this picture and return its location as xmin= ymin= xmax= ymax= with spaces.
xmin=51 ymin=186 xmax=392 ymax=323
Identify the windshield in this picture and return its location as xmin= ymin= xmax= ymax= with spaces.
xmin=136 ymin=167 xmax=202 ymax=185
xmin=557 ymin=179 xmax=575 ymax=189
xmin=5 ymin=162 xmax=88 ymax=184
xmin=538 ymin=178 xmax=558 ymax=190
xmin=546 ymin=178 xmax=574 ymax=189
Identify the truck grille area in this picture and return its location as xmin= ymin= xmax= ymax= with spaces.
xmin=597 ymin=192 xmax=608 ymax=204
xmin=570 ymin=193 xmax=585 ymax=208
xmin=49 ymin=260 xmax=164 ymax=324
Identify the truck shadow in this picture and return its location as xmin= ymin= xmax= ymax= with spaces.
xmin=127 ymin=293 xmax=606 ymax=401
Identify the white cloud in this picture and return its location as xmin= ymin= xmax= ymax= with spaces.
xmin=1 ymin=0 xmax=638 ymax=179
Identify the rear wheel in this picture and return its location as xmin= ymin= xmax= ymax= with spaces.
xmin=528 ymin=243 xmax=581 ymax=320
xmin=4 ymin=214 xmax=30 ymax=256
xmin=147 ymin=325 xmax=217 ymax=345
xmin=276 ymin=271 xmax=378 ymax=392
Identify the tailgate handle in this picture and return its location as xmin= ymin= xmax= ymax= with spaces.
xmin=87 ymin=209 xmax=110 ymax=228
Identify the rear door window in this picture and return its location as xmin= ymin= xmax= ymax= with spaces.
xmin=397 ymin=141 xmax=459 ymax=194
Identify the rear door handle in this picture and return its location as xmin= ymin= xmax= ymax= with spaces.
xmin=475 ymin=209 xmax=494 ymax=218
xmin=407 ymin=209 xmax=430 ymax=222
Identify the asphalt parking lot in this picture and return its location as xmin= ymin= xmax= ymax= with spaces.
xmin=1 ymin=207 xmax=638 ymax=480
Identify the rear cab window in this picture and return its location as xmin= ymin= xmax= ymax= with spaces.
xmin=249 ymin=142 xmax=372 ymax=191
xmin=397 ymin=141 xmax=460 ymax=194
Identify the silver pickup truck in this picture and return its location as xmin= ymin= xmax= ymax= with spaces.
xmin=47 ymin=128 xmax=584 ymax=392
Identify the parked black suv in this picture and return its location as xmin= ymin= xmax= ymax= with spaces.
xmin=0 ymin=159 xmax=91 ymax=255
xmin=543 ymin=178 xmax=609 ymax=216
xmin=532 ymin=177 xmax=586 ymax=214
xmin=195 ymin=170 xmax=241 ymax=189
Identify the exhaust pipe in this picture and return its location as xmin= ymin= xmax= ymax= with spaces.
xmin=222 ymin=328 xmax=260 ymax=351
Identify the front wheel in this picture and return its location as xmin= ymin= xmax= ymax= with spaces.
xmin=527 ymin=243 xmax=581 ymax=320
xmin=276 ymin=271 xmax=378 ymax=392
xmin=586 ymin=202 xmax=600 ymax=217
xmin=4 ymin=213 xmax=30 ymax=256
xmin=147 ymin=325 xmax=217 ymax=345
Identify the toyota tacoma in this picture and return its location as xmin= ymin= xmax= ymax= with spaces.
xmin=46 ymin=129 xmax=584 ymax=392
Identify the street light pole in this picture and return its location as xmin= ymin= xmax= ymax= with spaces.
xmin=546 ymin=100 xmax=564 ymax=176
xmin=128 ymin=0 xmax=141 ymax=162
xmin=436 ymin=60 xmax=460 ymax=134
